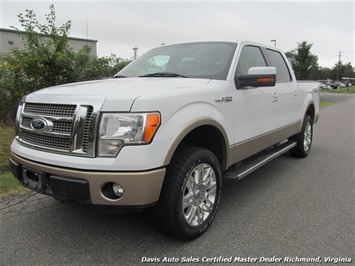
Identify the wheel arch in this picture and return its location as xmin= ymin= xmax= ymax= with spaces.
xmin=305 ymin=102 xmax=315 ymax=122
xmin=297 ymin=101 xmax=315 ymax=133
xmin=162 ymin=118 xmax=229 ymax=171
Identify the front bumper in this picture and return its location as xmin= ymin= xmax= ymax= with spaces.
xmin=10 ymin=153 xmax=166 ymax=207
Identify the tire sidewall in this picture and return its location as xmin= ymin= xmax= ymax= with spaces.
xmin=177 ymin=150 xmax=222 ymax=238
xmin=301 ymin=116 xmax=313 ymax=156
xmin=290 ymin=115 xmax=313 ymax=158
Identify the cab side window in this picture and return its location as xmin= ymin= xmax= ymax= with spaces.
xmin=237 ymin=46 xmax=267 ymax=75
xmin=266 ymin=49 xmax=292 ymax=82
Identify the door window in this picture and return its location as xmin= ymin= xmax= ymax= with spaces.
xmin=266 ymin=49 xmax=292 ymax=82
xmin=237 ymin=46 xmax=267 ymax=75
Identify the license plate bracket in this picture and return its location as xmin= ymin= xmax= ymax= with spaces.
xmin=22 ymin=167 xmax=47 ymax=193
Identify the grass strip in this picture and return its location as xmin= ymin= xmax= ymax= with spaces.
xmin=0 ymin=171 xmax=28 ymax=198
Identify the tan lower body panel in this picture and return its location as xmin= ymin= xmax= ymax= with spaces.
xmin=227 ymin=121 xmax=301 ymax=168
xmin=11 ymin=153 xmax=166 ymax=206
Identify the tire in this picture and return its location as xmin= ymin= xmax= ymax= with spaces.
xmin=289 ymin=115 xmax=313 ymax=158
xmin=154 ymin=146 xmax=222 ymax=240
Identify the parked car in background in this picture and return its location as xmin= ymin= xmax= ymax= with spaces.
xmin=339 ymin=82 xmax=347 ymax=88
xmin=328 ymin=81 xmax=341 ymax=89
xmin=318 ymin=80 xmax=353 ymax=90
xmin=318 ymin=82 xmax=331 ymax=90
xmin=345 ymin=82 xmax=352 ymax=87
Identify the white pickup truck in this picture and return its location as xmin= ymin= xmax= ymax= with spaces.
xmin=10 ymin=40 xmax=319 ymax=240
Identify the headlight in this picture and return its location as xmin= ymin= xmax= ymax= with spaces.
xmin=98 ymin=113 xmax=160 ymax=157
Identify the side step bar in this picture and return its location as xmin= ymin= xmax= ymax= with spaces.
xmin=223 ymin=141 xmax=297 ymax=181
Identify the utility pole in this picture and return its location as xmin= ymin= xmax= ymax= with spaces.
xmin=86 ymin=18 xmax=89 ymax=46
xmin=132 ymin=47 xmax=138 ymax=60
xmin=336 ymin=51 xmax=342 ymax=81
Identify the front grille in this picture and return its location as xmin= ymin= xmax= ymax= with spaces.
xmin=21 ymin=131 xmax=70 ymax=150
xmin=24 ymin=103 xmax=76 ymax=117
xmin=53 ymin=121 xmax=73 ymax=133
xmin=21 ymin=117 xmax=73 ymax=134
xmin=18 ymin=101 xmax=99 ymax=157
xmin=22 ymin=117 xmax=32 ymax=128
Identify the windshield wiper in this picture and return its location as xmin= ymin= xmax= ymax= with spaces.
xmin=113 ymin=74 xmax=126 ymax=78
xmin=139 ymin=72 xmax=186 ymax=78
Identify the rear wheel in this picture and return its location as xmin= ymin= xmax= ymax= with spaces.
xmin=154 ymin=146 xmax=222 ymax=240
xmin=290 ymin=115 xmax=313 ymax=158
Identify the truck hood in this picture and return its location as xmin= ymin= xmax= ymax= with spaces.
xmin=26 ymin=78 xmax=210 ymax=111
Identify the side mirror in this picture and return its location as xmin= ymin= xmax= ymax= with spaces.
xmin=236 ymin=67 xmax=276 ymax=89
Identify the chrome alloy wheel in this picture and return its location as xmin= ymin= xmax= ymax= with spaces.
xmin=303 ymin=121 xmax=312 ymax=152
xmin=182 ymin=163 xmax=217 ymax=227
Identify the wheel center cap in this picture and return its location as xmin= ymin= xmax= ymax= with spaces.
xmin=194 ymin=189 xmax=205 ymax=203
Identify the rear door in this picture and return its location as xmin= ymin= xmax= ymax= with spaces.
xmin=264 ymin=48 xmax=299 ymax=126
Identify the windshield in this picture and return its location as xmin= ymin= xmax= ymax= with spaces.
xmin=115 ymin=42 xmax=237 ymax=80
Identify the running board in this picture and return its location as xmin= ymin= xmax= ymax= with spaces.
xmin=223 ymin=141 xmax=297 ymax=181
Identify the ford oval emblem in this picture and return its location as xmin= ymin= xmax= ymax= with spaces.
xmin=31 ymin=118 xmax=46 ymax=130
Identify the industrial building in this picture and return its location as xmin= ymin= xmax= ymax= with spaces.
xmin=0 ymin=28 xmax=97 ymax=56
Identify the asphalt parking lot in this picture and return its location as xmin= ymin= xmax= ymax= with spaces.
xmin=0 ymin=93 xmax=354 ymax=265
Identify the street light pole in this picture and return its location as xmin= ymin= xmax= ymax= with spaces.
xmin=270 ymin=39 xmax=276 ymax=47
xmin=336 ymin=51 xmax=342 ymax=81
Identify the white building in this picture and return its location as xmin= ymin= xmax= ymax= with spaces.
xmin=0 ymin=28 xmax=97 ymax=56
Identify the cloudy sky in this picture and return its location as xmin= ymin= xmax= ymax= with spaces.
xmin=1 ymin=0 xmax=354 ymax=68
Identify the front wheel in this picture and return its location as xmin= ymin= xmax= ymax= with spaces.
xmin=290 ymin=115 xmax=313 ymax=158
xmin=154 ymin=147 xmax=222 ymax=240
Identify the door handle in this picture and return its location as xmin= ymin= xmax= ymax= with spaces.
xmin=272 ymin=92 xmax=278 ymax=102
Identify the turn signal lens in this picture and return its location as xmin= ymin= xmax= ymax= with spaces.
xmin=144 ymin=114 xmax=160 ymax=142
xmin=257 ymin=77 xmax=275 ymax=83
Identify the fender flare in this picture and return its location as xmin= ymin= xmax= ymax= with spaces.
xmin=161 ymin=117 xmax=230 ymax=170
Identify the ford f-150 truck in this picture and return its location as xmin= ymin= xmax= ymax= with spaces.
xmin=10 ymin=40 xmax=319 ymax=240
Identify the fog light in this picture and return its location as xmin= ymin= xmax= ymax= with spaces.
xmin=102 ymin=182 xmax=124 ymax=200
xmin=112 ymin=183 xmax=124 ymax=198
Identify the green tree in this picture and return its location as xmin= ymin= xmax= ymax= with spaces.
xmin=10 ymin=4 xmax=76 ymax=88
xmin=0 ymin=5 xmax=131 ymax=125
xmin=342 ymin=63 xmax=355 ymax=78
xmin=286 ymin=41 xmax=319 ymax=80
xmin=331 ymin=62 xmax=355 ymax=81
xmin=316 ymin=67 xmax=332 ymax=80
xmin=0 ymin=4 xmax=76 ymax=124
xmin=74 ymin=46 xmax=130 ymax=81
